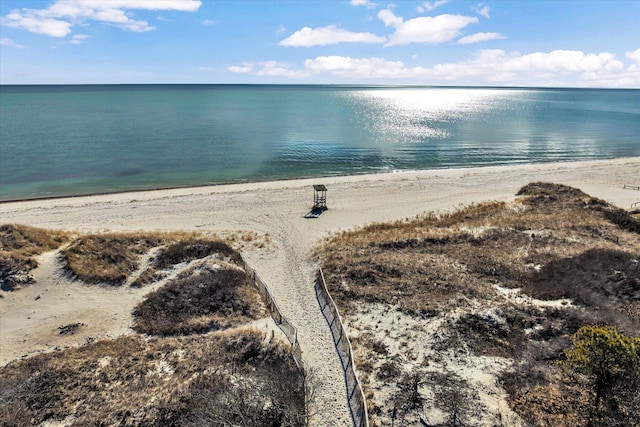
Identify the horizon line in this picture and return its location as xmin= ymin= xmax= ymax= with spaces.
xmin=1 ymin=83 xmax=638 ymax=90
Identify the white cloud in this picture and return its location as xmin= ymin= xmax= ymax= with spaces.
xmin=48 ymin=1 xmax=202 ymax=14
xmin=378 ymin=10 xmax=403 ymax=27
xmin=0 ymin=38 xmax=24 ymax=48
xmin=417 ymin=1 xmax=448 ymax=13
xmin=626 ymin=48 xmax=640 ymax=66
xmin=228 ymin=65 xmax=252 ymax=74
xmin=229 ymin=49 xmax=640 ymax=87
xmin=458 ymin=32 xmax=505 ymax=44
xmin=424 ymin=50 xmax=628 ymax=84
xmin=304 ymin=56 xmax=411 ymax=78
xmin=0 ymin=0 xmax=201 ymax=37
xmin=228 ymin=62 xmax=308 ymax=78
xmin=70 ymin=34 xmax=90 ymax=44
xmin=279 ymin=25 xmax=386 ymax=47
xmin=378 ymin=10 xmax=478 ymax=46
xmin=277 ymin=25 xmax=287 ymax=34
xmin=350 ymin=0 xmax=376 ymax=7
xmin=476 ymin=5 xmax=490 ymax=19
xmin=202 ymin=19 xmax=217 ymax=26
xmin=1 ymin=13 xmax=72 ymax=37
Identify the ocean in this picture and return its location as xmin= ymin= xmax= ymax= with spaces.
xmin=1 ymin=85 xmax=639 ymax=201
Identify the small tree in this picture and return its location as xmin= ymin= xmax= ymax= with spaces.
xmin=563 ymin=325 xmax=640 ymax=426
xmin=425 ymin=370 xmax=484 ymax=427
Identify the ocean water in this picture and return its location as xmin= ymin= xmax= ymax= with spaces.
xmin=1 ymin=85 xmax=639 ymax=201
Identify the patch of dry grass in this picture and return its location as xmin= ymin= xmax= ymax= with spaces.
xmin=1 ymin=228 xmax=305 ymax=426
xmin=0 ymin=329 xmax=305 ymax=426
xmin=62 ymin=232 xmax=170 ymax=285
xmin=133 ymin=263 xmax=266 ymax=336
xmin=320 ymin=183 xmax=639 ymax=320
xmin=152 ymin=239 xmax=242 ymax=269
xmin=129 ymin=239 xmax=244 ymax=287
xmin=62 ymin=231 xmax=240 ymax=286
xmin=0 ymin=224 xmax=70 ymax=290
xmin=316 ymin=182 xmax=640 ymax=426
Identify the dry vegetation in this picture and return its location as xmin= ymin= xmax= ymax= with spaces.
xmin=0 ymin=330 xmax=305 ymax=426
xmin=133 ymin=263 xmax=265 ymax=336
xmin=62 ymin=232 xmax=181 ymax=285
xmin=0 ymin=224 xmax=70 ymax=290
xmin=1 ymin=226 xmax=269 ymax=289
xmin=317 ymin=182 xmax=640 ymax=426
xmin=1 ymin=229 xmax=305 ymax=426
xmin=60 ymin=231 xmax=252 ymax=287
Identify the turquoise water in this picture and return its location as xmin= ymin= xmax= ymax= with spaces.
xmin=1 ymin=85 xmax=639 ymax=201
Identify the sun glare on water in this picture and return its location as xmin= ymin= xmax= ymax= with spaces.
xmin=344 ymin=88 xmax=517 ymax=143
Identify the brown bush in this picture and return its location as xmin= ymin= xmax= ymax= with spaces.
xmin=170 ymin=331 xmax=305 ymax=426
xmin=133 ymin=265 xmax=265 ymax=336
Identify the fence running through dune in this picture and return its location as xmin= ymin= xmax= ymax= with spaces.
xmin=240 ymin=256 xmax=304 ymax=367
xmin=315 ymin=268 xmax=370 ymax=427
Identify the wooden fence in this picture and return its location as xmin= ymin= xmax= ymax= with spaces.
xmin=315 ymin=268 xmax=369 ymax=427
xmin=241 ymin=256 xmax=303 ymax=369
xmin=623 ymin=184 xmax=640 ymax=191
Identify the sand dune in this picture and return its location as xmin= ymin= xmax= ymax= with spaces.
xmin=1 ymin=157 xmax=639 ymax=427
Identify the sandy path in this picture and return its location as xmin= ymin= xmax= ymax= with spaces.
xmin=1 ymin=157 xmax=639 ymax=426
xmin=0 ymin=250 xmax=169 ymax=364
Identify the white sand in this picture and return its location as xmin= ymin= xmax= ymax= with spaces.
xmin=1 ymin=157 xmax=639 ymax=426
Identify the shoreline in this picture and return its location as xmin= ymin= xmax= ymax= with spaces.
xmin=2 ymin=156 xmax=639 ymax=206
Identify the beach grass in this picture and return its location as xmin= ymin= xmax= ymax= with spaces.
xmin=0 ymin=224 xmax=71 ymax=290
xmin=0 ymin=329 xmax=305 ymax=426
xmin=0 ymin=229 xmax=305 ymax=426
xmin=316 ymin=182 xmax=640 ymax=426
xmin=132 ymin=263 xmax=265 ymax=336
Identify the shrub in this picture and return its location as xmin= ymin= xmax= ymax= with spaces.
xmin=0 ymin=331 xmax=305 ymax=427
xmin=562 ymin=325 xmax=640 ymax=425
xmin=133 ymin=265 xmax=265 ymax=336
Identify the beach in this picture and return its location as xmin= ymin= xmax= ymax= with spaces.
xmin=1 ymin=157 xmax=639 ymax=426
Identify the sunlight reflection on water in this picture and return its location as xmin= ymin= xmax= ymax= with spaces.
xmin=343 ymin=88 xmax=519 ymax=143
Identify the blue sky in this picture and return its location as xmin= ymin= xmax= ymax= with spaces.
xmin=1 ymin=0 xmax=639 ymax=87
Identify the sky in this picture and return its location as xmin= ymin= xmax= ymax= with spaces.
xmin=0 ymin=0 xmax=639 ymax=87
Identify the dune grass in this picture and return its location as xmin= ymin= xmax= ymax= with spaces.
xmin=133 ymin=263 xmax=265 ymax=336
xmin=316 ymin=182 xmax=640 ymax=426
xmin=0 ymin=330 xmax=305 ymax=426
xmin=1 ymin=228 xmax=305 ymax=426
xmin=62 ymin=232 xmax=172 ymax=285
xmin=0 ymin=224 xmax=71 ymax=290
xmin=62 ymin=231 xmax=243 ymax=286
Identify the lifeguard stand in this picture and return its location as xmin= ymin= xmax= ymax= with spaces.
xmin=313 ymin=184 xmax=328 ymax=210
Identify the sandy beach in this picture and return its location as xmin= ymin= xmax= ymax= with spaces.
xmin=1 ymin=157 xmax=639 ymax=427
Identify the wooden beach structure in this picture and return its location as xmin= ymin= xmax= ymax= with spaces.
xmin=313 ymin=184 xmax=328 ymax=210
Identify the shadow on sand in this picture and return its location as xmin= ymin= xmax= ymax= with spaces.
xmin=304 ymin=207 xmax=327 ymax=219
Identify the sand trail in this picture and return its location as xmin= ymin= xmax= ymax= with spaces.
xmin=0 ymin=250 xmax=163 ymax=365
